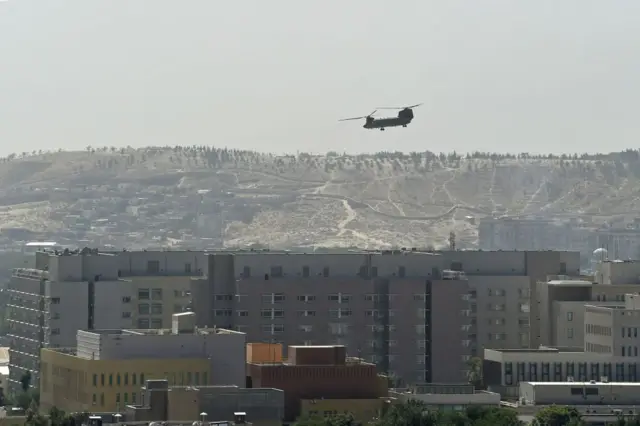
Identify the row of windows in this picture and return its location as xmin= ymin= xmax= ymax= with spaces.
xmin=621 ymin=346 xmax=639 ymax=357
xmin=138 ymin=303 xmax=163 ymax=315
xmin=586 ymin=342 xmax=610 ymax=354
xmin=144 ymin=260 xmax=195 ymax=274
xmin=221 ymin=309 xmax=425 ymax=318
xmin=586 ymin=323 xmax=610 ymax=336
xmin=92 ymin=391 xmax=137 ymax=407
xmin=622 ymin=327 xmax=639 ymax=338
xmin=503 ymin=362 xmax=639 ymax=385
xmin=249 ymin=293 xmax=431 ymax=303
xmin=91 ymin=371 xmax=208 ymax=388
xmin=137 ymin=289 xmax=163 ymax=300
xmin=92 ymin=372 xmax=146 ymax=387
xmin=240 ymin=265 xmax=412 ymax=279
xmin=137 ymin=318 xmax=163 ymax=329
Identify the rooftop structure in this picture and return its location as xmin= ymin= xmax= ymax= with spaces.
xmin=246 ymin=344 xmax=387 ymax=421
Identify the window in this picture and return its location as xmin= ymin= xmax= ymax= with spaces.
xmin=567 ymin=328 xmax=574 ymax=339
xmin=237 ymin=310 xmax=249 ymax=317
xmin=122 ymin=312 xmax=131 ymax=318
xmin=117 ymin=374 xmax=121 ymax=386
xmin=270 ymin=266 xmax=283 ymax=278
xmin=151 ymin=318 xmax=163 ymax=328
xmin=122 ymin=296 xmax=131 ymax=303
xmin=184 ymin=263 xmax=192 ymax=274
xmin=302 ymin=266 xmax=310 ymax=277
xmin=151 ymin=289 xmax=163 ymax=300
xmin=323 ymin=267 xmax=330 ymax=277
xmin=138 ymin=289 xmax=150 ymax=300
xmin=138 ymin=304 xmax=150 ymax=314
xmin=116 ymin=393 xmax=120 ymax=403
xmin=203 ymin=372 xmax=208 ymax=385
xmin=398 ymin=266 xmax=406 ymax=278
xmin=51 ymin=297 xmax=60 ymax=304
xmin=297 ymin=295 xmax=316 ymax=303
xmin=124 ymin=393 xmax=128 ymax=404
xmin=151 ymin=304 xmax=163 ymax=314
xmin=137 ymin=318 xmax=150 ymax=329
xmin=147 ymin=260 xmax=160 ymax=274
xmin=140 ymin=373 xmax=145 ymax=384
xmin=195 ymin=372 xmax=200 ymax=385
xmin=243 ymin=266 xmax=251 ymax=278
xmin=100 ymin=394 xmax=104 ymax=406
xmin=93 ymin=374 xmax=97 ymax=386
xmin=132 ymin=374 xmax=137 ymax=386
xmin=413 ymin=294 xmax=425 ymax=302
xmin=505 ymin=362 xmax=513 ymax=386
xmin=92 ymin=394 xmax=97 ymax=404
xmin=567 ymin=312 xmax=573 ymax=321
xmin=297 ymin=310 xmax=316 ymax=317
xmin=109 ymin=374 xmax=113 ymax=386
xmin=124 ymin=373 xmax=128 ymax=386
xmin=215 ymin=309 xmax=232 ymax=317
xmin=215 ymin=294 xmax=233 ymax=301
xmin=101 ymin=374 xmax=105 ymax=386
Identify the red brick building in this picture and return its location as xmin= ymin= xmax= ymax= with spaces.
xmin=247 ymin=345 xmax=388 ymax=421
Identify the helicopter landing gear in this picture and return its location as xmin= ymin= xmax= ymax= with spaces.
xmin=380 ymin=128 xmax=385 ymax=131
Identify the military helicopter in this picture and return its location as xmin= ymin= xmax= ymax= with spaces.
xmin=339 ymin=103 xmax=422 ymax=131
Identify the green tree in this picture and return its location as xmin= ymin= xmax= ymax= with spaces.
xmin=375 ymin=399 xmax=441 ymax=426
xmin=295 ymin=413 xmax=361 ymax=426
xmin=25 ymin=400 xmax=47 ymax=426
xmin=20 ymin=371 xmax=32 ymax=391
xmin=466 ymin=357 xmax=483 ymax=389
xmin=532 ymin=405 xmax=583 ymax=426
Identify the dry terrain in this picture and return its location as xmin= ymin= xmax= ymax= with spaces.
xmin=0 ymin=147 xmax=638 ymax=249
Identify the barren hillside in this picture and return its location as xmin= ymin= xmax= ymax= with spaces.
xmin=0 ymin=147 xmax=638 ymax=249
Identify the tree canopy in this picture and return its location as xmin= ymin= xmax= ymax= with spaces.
xmin=294 ymin=400 xmax=524 ymax=426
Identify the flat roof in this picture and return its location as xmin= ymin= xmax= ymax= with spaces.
xmin=525 ymin=381 xmax=640 ymax=387
xmin=547 ymin=280 xmax=593 ymax=286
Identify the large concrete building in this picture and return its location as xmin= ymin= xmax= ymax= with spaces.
xmin=6 ymin=249 xmax=205 ymax=393
xmin=39 ymin=313 xmax=246 ymax=413
xmin=192 ymin=249 xmax=579 ymax=385
xmin=534 ymin=260 xmax=640 ymax=350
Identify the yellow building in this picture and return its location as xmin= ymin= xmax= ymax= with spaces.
xmin=40 ymin=348 xmax=211 ymax=413
xmin=300 ymin=398 xmax=386 ymax=424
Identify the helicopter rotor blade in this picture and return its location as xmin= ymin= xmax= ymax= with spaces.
xmin=376 ymin=103 xmax=423 ymax=110
xmin=339 ymin=110 xmax=376 ymax=122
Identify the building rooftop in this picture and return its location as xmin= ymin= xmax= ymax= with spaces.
xmin=85 ymin=327 xmax=240 ymax=337
xmin=547 ymin=280 xmax=593 ymax=286
xmin=525 ymin=381 xmax=640 ymax=387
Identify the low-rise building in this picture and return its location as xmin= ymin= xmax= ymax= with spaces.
xmin=247 ymin=344 xmax=388 ymax=422
xmin=125 ymin=380 xmax=284 ymax=426
xmin=391 ymin=383 xmax=500 ymax=412
xmin=483 ymin=347 xmax=640 ymax=397
xmin=40 ymin=313 xmax=246 ymax=413
xmin=519 ymin=381 xmax=640 ymax=406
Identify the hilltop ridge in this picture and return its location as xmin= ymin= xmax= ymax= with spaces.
xmin=0 ymin=146 xmax=639 ymax=249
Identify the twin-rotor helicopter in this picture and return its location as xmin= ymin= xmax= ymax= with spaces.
xmin=339 ymin=103 xmax=422 ymax=131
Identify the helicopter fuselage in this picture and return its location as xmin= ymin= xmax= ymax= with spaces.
xmin=363 ymin=116 xmax=412 ymax=130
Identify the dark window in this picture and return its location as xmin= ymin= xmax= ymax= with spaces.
xmin=570 ymin=387 xmax=583 ymax=395
xmin=590 ymin=363 xmax=600 ymax=380
xmin=578 ymin=363 xmax=587 ymax=380
xmin=541 ymin=363 xmax=550 ymax=381
xmin=302 ymin=266 xmax=310 ymax=278
xmin=184 ymin=263 xmax=192 ymax=274
xmin=585 ymin=388 xmax=598 ymax=395
xmin=270 ymin=266 xmax=283 ymax=278
xmin=243 ymin=266 xmax=251 ymax=278
xmin=528 ymin=363 xmax=538 ymax=381
xmin=603 ymin=363 xmax=612 ymax=381
xmin=398 ymin=266 xmax=406 ymax=278
xmin=505 ymin=362 xmax=513 ymax=386
xmin=629 ymin=364 xmax=637 ymax=381
xmin=517 ymin=363 xmax=526 ymax=381
xmin=616 ymin=363 xmax=625 ymax=381
xmin=323 ymin=267 xmax=330 ymax=278
xmin=147 ymin=260 xmax=160 ymax=274
xmin=566 ymin=362 xmax=575 ymax=378
xmin=553 ymin=363 xmax=563 ymax=381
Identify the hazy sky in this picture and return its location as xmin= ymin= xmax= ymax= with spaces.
xmin=1 ymin=1 xmax=639 ymax=157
